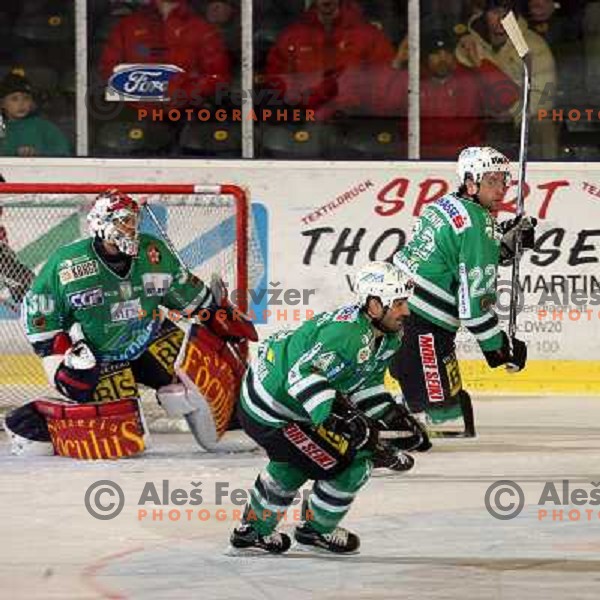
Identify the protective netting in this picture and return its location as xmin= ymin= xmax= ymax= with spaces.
xmin=0 ymin=186 xmax=264 ymax=430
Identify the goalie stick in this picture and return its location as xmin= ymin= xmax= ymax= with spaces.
xmin=501 ymin=11 xmax=532 ymax=343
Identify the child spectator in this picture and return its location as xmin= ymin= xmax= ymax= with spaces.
xmin=0 ymin=72 xmax=70 ymax=157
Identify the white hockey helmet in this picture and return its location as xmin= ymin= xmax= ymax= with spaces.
xmin=354 ymin=261 xmax=414 ymax=308
xmin=457 ymin=146 xmax=511 ymax=186
xmin=88 ymin=189 xmax=141 ymax=256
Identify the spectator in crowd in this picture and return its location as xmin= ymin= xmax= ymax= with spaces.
xmin=525 ymin=0 xmax=585 ymax=103
xmin=385 ymin=26 xmax=520 ymax=159
xmin=263 ymin=0 xmax=396 ymax=120
xmin=455 ymin=0 xmax=558 ymax=159
xmin=99 ymin=0 xmax=231 ymax=107
xmin=0 ymin=72 xmax=70 ymax=157
xmin=581 ymin=0 xmax=600 ymax=100
xmin=199 ymin=0 xmax=240 ymax=61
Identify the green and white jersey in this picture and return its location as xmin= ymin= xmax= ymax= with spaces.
xmin=23 ymin=233 xmax=213 ymax=361
xmin=241 ymin=305 xmax=400 ymax=429
xmin=393 ymin=192 xmax=504 ymax=352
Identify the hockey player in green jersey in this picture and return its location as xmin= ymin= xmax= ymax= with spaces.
xmin=390 ymin=146 xmax=536 ymax=435
xmin=14 ymin=189 xmax=255 ymax=451
xmin=229 ymin=261 xmax=429 ymax=555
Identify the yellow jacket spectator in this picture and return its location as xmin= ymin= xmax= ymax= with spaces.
xmin=455 ymin=0 xmax=558 ymax=158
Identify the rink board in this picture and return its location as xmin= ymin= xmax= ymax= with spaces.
xmin=1 ymin=158 xmax=600 ymax=394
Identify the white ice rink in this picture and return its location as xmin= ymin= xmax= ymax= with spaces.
xmin=2 ymin=396 xmax=600 ymax=600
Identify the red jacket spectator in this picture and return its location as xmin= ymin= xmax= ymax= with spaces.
xmin=264 ymin=0 xmax=395 ymax=120
xmin=381 ymin=23 xmax=520 ymax=159
xmin=99 ymin=0 xmax=231 ymax=105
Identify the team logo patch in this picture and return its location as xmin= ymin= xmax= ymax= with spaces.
xmin=418 ymin=333 xmax=444 ymax=403
xmin=110 ymin=298 xmax=142 ymax=322
xmin=142 ymin=273 xmax=173 ymax=297
xmin=32 ymin=315 xmax=46 ymax=329
xmin=147 ymin=244 xmax=161 ymax=265
xmin=68 ymin=287 xmax=104 ymax=310
xmin=59 ymin=259 xmax=99 ymax=285
xmin=357 ymin=346 xmax=371 ymax=363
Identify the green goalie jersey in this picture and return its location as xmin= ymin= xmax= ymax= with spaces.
xmin=23 ymin=233 xmax=213 ymax=362
xmin=393 ymin=192 xmax=504 ymax=353
xmin=241 ymin=305 xmax=399 ymax=429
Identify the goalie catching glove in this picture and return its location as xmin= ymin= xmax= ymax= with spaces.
xmin=190 ymin=273 xmax=258 ymax=343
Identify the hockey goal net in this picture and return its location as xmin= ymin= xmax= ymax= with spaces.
xmin=0 ymin=183 xmax=263 ymax=430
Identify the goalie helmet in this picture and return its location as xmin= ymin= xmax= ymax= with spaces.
xmin=87 ymin=189 xmax=140 ymax=257
xmin=457 ymin=146 xmax=511 ymax=186
xmin=354 ymin=261 xmax=414 ymax=308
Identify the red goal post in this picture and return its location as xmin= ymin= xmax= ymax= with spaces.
xmin=0 ymin=182 xmax=256 ymax=426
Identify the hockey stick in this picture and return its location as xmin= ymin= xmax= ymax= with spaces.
xmin=501 ymin=11 xmax=531 ymax=341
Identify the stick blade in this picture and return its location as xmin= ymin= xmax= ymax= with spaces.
xmin=501 ymin=11 xmax=530 ymax=58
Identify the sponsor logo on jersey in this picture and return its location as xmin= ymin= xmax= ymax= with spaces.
xmin=334 ymin=305 xmax=359 ymax=322
xmin=110 ymin=298 xmax=142 ymax=322
xmin=325 ymin=362 xmax=346 ymax=379
xmin=418 ymin=333 xmax=444 ymax=403
xmin=147 ymin=244 xmax=161 ymax=265
xmin=436 ymin=196 xmax=471 ymax=233
xmin=59 ymin=260 xmax=99 ymax=285
xmin=142 ymin=273 xmax=173 ymax=297
xmin=68 ymin=287 xmax=104 ymax=310
xmin=119 ymin=282 xmax=133 ymax=301
xmin=105 ymin=63 xmax=184 ymax=102
xmin=283 ymin=423 xmax=338 ymax=470
xmin=458 ymin=262 xmax=471 ymax=319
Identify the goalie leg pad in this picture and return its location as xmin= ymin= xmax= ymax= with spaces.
xmin=36 ymin=398 xmax=146 ymax=459
xmin=157 ymin=383 xmax=220 ymax=451
xmin=4 ymin=401 xmax=54 ymax=456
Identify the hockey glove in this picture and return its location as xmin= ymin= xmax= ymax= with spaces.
xmin=377 ymin=403 xmax=432 ymax=452
xmin=54 ymin=340 xmax=101 ymax=403
xmin=323 ymin=396 xmax=379 ymax=452
xmin=499 ymin=215 xmax=537 ymax=265
xmin=483 ymin=331 xmax=527 ymax=373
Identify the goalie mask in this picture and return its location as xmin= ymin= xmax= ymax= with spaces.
xmin=457 ymin=146 xmax=511 ymax=188
xmin=354 ymin=261 xmax=414 ymax=309
xmin=88 ymin=190 xmax=140 ymax=257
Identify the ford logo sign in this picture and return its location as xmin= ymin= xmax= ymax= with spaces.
xmin=105 ymin=63 xmax=184 ymax=102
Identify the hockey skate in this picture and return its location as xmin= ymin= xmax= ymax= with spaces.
xmin=294 ymin=522 xmax=360 ymax=554
xmin=372 ymin=447 xmax=415 ymax=472
xmin=228 ymin=522 xmax=291 ymax=555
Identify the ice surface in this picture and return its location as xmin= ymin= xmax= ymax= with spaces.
xmin=2 ymin=396 xmax=600 ymax=600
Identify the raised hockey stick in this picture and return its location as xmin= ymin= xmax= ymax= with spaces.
xmin=501 ymin=11 xmax=531 ymax=341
